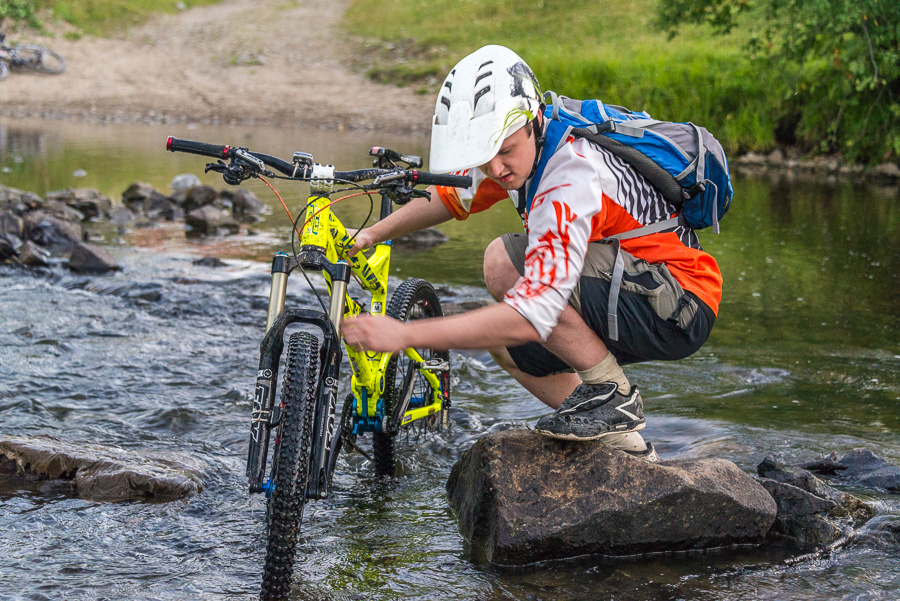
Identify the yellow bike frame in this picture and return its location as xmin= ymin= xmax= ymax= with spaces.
xmin=298 ymin=195 xmax=444 ymax=427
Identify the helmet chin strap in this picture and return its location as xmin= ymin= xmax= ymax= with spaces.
xmin=516 ymin=110 xmax=546 ymax=222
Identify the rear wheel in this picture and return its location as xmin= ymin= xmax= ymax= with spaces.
xmin=12 ymin=44 xmax=65 ymax=74
xmin=260 ymin=332 xmax=318 ymax=601
xmin=373 ymin=279 xmax=449 ymax=477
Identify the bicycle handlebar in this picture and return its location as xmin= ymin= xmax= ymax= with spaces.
xmin=165 ymin=136 xmax=472 ymax=189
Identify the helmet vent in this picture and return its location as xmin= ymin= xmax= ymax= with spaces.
xmin=473 ymin=86 xmax=491 ymax=110
xmin=479 ymin=60 xmax=493 ymax=69
xmin=474 ymin=71 xmax=492 ymax=86
xmin=440 ymin=96 xmax=451 ymax=109
xmin=443 ymin=80 xmax=452 ymax=90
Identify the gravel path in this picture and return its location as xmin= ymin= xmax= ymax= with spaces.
xmin=0 ymin=0 xmax=434 ymax=133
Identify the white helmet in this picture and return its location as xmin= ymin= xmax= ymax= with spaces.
xmin=429 ymin=45 xmax=542 ymax=173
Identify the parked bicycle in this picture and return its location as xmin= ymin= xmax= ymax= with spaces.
xmin=0 ymin=33 xmax=65 ymax=81
xmin=166 ymin=136 xmax=471 ymax=600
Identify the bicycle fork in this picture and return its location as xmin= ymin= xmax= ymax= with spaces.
xmin=247 ymin=252 xmax=349 ymax=497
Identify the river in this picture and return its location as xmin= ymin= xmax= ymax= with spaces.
xmin=1 ymin=118 xmax=898 ymax=600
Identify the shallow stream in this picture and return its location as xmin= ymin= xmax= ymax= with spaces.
xmin=1 ymin=119 xmax=899 ymax=600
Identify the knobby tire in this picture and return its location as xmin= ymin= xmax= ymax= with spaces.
xmin=260 ymin=332 xmax=319 ymax=601
xmin=373 ymin=278 xmax=448 ymax=477
xmin=12 ymin=44 xmax=65 ymax=74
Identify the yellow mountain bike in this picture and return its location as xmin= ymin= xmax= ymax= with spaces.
xmin=166 ymin=137 xmax=471 ymax=600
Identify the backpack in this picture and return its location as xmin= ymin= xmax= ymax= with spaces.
xmin=523 ymin=92 xmax=734 ymax=235
xmin=521 ymin=93 xmax=734 ymax=341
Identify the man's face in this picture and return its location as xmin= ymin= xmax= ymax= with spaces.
xmin=478 ymin=123 xmax=536 ymax=191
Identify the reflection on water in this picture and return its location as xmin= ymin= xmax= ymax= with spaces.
xmin=1 ymin=119 xmax=899 ymax=600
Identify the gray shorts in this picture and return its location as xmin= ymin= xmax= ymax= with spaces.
xmin=501 ymin=233 xmax=715 ymax=374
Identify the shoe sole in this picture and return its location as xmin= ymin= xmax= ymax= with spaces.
xmin=534 ymin=421 xmax=645 ymax=441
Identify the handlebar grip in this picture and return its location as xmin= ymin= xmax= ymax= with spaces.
xmin=408 ymin=170 xmax=473 ymax=188
xmin=166 ymin=136 xmax=231 ymax=159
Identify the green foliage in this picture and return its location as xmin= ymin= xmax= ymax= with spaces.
xmin=345 ymin=0 xmax=773 ymax=155
xmin=658 ymin=0 xmax=900 ymax=163
xmin=0 ymin=0 xmax=41 ymax=27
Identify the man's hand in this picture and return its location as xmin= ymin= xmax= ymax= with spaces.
xmin=347 ymin=228 xmax=376 ymax=257
xmin=342 ymin=314 xmax=408 ymax=353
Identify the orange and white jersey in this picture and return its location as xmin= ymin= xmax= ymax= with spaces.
xmin=435 ymin=137 xmax=723 ymax=341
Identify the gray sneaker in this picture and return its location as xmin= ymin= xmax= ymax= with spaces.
xmin=534 ymin=382 xmax=645 ymax=441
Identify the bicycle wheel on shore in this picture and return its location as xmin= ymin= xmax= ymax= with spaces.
xmin=260 ymin=331 xmax=318 ymax=601
xmin=373 ymin=278 xmax=449 ymax=477
xmin=0 ymin=61 xmax=8 ymax=81
xmin=12 ymin=44 xmax=65 ymax=74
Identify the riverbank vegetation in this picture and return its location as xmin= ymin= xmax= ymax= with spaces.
xmin=0 ymin=0 xmax=220 ymax=37
xmin=345 ymin=0 xmax=899 ymax=164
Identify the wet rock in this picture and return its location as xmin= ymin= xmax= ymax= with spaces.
xmin=109 ymin=206 xmax=136 ymax=225
xmin=442 ymin=299 xmax=492 ymax=316
xmin=0 ymin=210 xmax=25 ymax=238
xmin=870 ymin=162 xmax=900 ymax=182
xmin=171 ymin=173 xmax=201 ymax=190
xmin=122 ymin=182 xmax=173 ymax=218
xmin=446 ymin=429 xmax=777 ymax=565
xmin=180 ymin=185 xmax=219 ymax=212
xmin=68 ymin=242 xmax=121 ymax=273
xmin=41 ymin=199 xmax=86 ymax=223
xmin=737 ymin=152 xmax=766 ymax=166
xmin=26 ymin=213 xmax=84 ymax=251
xmin=834 ymin=449 xmax=900 ymax=492
xmin=0 ymin=184 xmax=43 ymax=214
xmin=222 ymin=188 xmax=266 ymax=221
xmin=757 ymin=457 xmax=875 ymax=549
xmin=185 ymin=204 xmax=240 ymax=236
xmin=393 ymin=227 xmax=449 ymax=250
xmin=767 ymin=149 xmax=785 ymax=165
xmin=0 ymin=234 xmax=19 ymax=262
xmin=0 ymin=434 xmax=204 ymax=502
xmin=18 ymin=240 xmax=51 ymax=267
xmin=45 ymin=188 xmax=112 ymax=220
xmin=192 ymin=256 xmax=228 ymax=267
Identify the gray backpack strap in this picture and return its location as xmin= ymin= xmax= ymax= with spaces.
xmin=602 ymin=216 xmax=682 ymax=341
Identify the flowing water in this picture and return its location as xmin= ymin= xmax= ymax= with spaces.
xmin=1 ymin=118 xmax=899 ymax=600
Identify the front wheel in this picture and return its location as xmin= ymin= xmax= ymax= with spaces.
xmin=260 ymin=332 xmax=319 ymax=601
xmin=12 ymin=44 xmax=65 ymax=74
xmin=373 ymin=278 xmax=449 ymax=477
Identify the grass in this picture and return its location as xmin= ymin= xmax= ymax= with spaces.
xmin=343 ymin=0 xmax=777 ymax=154
xmin=29 ymin=0 xmax=222 ymax=37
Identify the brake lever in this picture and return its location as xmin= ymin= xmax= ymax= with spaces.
xmin=204 ymin=160 xmax=252 ymax=186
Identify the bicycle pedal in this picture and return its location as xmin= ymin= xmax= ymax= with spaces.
xmin=420 ymin=358 xmax=450 ymax=373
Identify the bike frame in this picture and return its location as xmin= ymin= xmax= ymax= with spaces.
xmin=248 ymin=189 xmax=446 ymax=499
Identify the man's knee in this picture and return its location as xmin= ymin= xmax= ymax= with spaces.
xmin=483 ymin=236 xmax=519 ymax=301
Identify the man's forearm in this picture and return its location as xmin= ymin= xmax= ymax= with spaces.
xmin=366 ymin=187 xmax=453 ymax=243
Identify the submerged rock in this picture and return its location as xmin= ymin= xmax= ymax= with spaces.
xmin=0 ymin=434 xmax=205 ymax=501
xmin=833 ymin=449 xmax=900 ymax=492
xmin=446 ymin=429 xmax=776 ymax=565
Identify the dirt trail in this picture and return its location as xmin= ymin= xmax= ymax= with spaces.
xmin=0 ymin=0 xmax=434 ymax=133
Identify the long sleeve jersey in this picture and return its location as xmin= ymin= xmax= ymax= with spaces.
xmin=435 ymin=136 xmax=723 ymax=341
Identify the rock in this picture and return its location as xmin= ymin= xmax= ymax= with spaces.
xmin=737 ymin=152 xmax=766 ymax=166
xmin=757 ymin=456 xmax=873 ymax=519
xmin=171 ymin=173 xmax=201 ymax=189
xmin=758 ymin=478 xmax=845 ymax=548
xmin=122 ymin=182 xmax=174 ymax=218
xmin=180 ymin=185 xmax=219 ymax=212
xmin=0 ymin=184 xmax=43 ymax=214
xmin=835 ymin=449 xmax=900 ymax=492
xmin=0 ymin=234 xmax=19 ymax=262
xmin=41 ymin=199 xmax=86 ymax=223
xmin=192 ymin=256 xmax=228 ymax=267
xmin=393 ymin=227 xmax=449 ymax=250
xmin=221 ymin=188 xmax=266 ymax=221
xmin=442 ymin=299 xmax=492 ymax=316
xmin=68 ymin=242 xmax=121 ymax=273
xmin=767 ymin=149 xmax=785 ymax=165
xmin=0 ymin=210 xmax=25 ymax=238
xmin=870 ymin=162 xmax=900 ymax=182
xmin=45 ymin=188 xmax=112 ymax=220
xmin=109 ymin=206 xmax=136 ymax=225
xmin=446 ymin=429 xmax=776 ymax=565
xmin=185 ymin=204 xmax=240 ymax=236
xmin=18 ymin=240 xmax=51 ymax=267
xmin=0 ymin=434 xmax=204 ymax=502
xmin=25 ymin=213 xmax=84 ymax=251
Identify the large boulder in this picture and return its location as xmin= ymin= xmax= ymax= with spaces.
xmin=447 ymin=429 xmax=777 ymax=565
xmin=221 ymin=188 xmax=266 ymax=221
xmin=122 ymin=182 xmax=177 ymax=219
xmin=0 ymin=184 xmax=43 ymax=214
xmin=0 ymin=434 xmax=205 ymax=502
xmin=0 ymin=210 xmax=25 ymax=238
xmin=45 ymin=188 xmax=113 ymax=220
